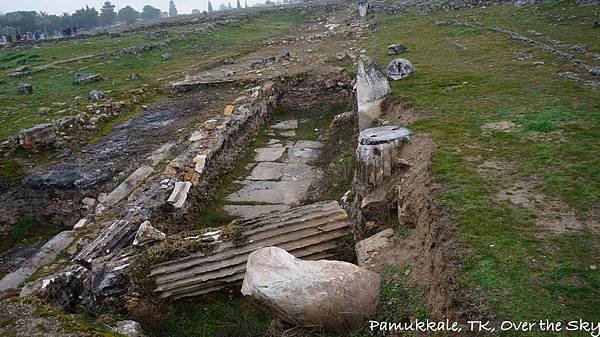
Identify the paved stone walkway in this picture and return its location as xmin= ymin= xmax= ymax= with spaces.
xmin=225 ymin=119 xmax=322 ymax=219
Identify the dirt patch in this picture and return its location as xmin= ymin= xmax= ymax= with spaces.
xmin=498 ymin=181 xmax=599 ymax=234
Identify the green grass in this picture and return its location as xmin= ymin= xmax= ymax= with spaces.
xmin=138 ymin=292 xmax=271 ymax=337
xmin=361 ymin=1 xmax=599 ymax=334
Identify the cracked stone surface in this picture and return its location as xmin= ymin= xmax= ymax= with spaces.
xmin=271 ymin=119 xmax=298 ymax=130
xmin=227 ymin=180 xmax=313 ymax=204
xmin=254 ymin=147 xmax=286 ymax=162
xmin=286 ymin=146 xmax=321 ymax=163
xmin=223 ymin=204 xmax=290 ymax=218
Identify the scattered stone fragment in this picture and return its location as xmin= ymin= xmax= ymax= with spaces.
xmin=81 ymin=197 xmax=96 ymax=207
xmin=37 ymin=107 xmax=51 ymax=117
xmin=355 ymin=228 xmax=394 ymax=271
xmin=18 ymin=123 xmax=55 ymax=153
xmin=482 ymin=120 xmax=517 ymax=132
xmin=133 ymin=221 xmax=166 ymax=246
xmin=15 ymin=65 xmax=28 ymax=72
xmin=387 ymin=43 xmax=408 ymax=55
xmin=112 ymin=320 xmax=143 ymax=337
xmin=593 ymin=20 xmax=599 ymax=28
xmin=533 ymin=61 xmax=545 ymax=65
xmin=385 ymin=58 xmax=416 ymax=80
xmin=73 ymin=218 xmax=88 ymax=229
xmin=241 ymin=246 xmax=380 ymax=329
xmin=74 ymin=72 xmax=101 ymax=84
xmin=167 ymin=181 xmax=192 ymax=208
xmin=128 ymin=73 xmax=140 ymax=80
xmin=89 ymin=90 xmax=106 ymax=101
xmin=18 ymin=83 xmax=33 ymax=95
xmin=160 ymin=53 xmax=172 ymax=60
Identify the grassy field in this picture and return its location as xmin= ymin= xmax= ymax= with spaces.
xmin=360 ymin=1 xmax=599 ymax=334
xmin=0 ymin=13 xmax=303 ymax=141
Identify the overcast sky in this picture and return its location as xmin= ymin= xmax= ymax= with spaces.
xmin=1 ymin=0 xmax=259 ymax=15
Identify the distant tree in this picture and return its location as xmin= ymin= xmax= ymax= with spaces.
xmin=218 ymin=3 xmax=226 ymax=10
xmin=141 ymin=5 xmax=161 ymax=20
xmin=36 ymin=11 xmax=51 ymax=34
xmin=207 ymin=0 xmax=214 ymax=13
xmin=245 ymin=0 xmax=248 ymax=8
xmin=169 ymin=0 xmax=178 ymax=17
xmin=71 ymin=6 xmax=99 ymax=30
xmin=117 ymin=6 xmax=140 ymax=24
xmin=237 ymin=0 xmax=242 ymax=9
xmin=99 ymin=1 xmax=116 ymax=26
xmin=227 ymin=2 xmax=233 ymax=9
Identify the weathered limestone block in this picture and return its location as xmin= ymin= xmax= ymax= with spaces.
xmin=387 ymin=43 xmax=408 ymax=55
xmin=386 ymin=58 xmax=415 ymax=80
xmin=167 ymin=181 xmax=192 ymax=208
xmin=133 ymin=220 xmax=166 ymax=246
xmin=358 ymin=0 xmax=368 ymax=18
xmin=0 ymin=231 xmax=75 ymax=292
xmin=356 ymin=54 xmax=390 ymax=130
xmin=356 ymin=126 xmax=411 ymax=186
xmin=18 ymin=123 xmax=56 ymax=153
xmin=74 ymin=72 xmax=102 ymax=84
xmin=241 ymin=246 xmax=380 ymax=329
xmin=18 ymin=83 xmax=33 ymax=94
xmin=355 ymin=228 xmax=394 ymax=272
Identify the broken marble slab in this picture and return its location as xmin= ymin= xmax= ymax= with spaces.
xmin=0 ymin=231 xmax=75 ymax=292
xmin=223 ymin=204 xmax=290 ymax=219
xmin=104 ymin=166 xmax=154 ymax=207
xmin=271 ymin=119 xmax=298 ymax=130
xmin=254 ymin=147 xmax=286 ymax=162
xmin=247 ymin=162 xmax=284 ymax=180
xmin=227 ymin=180 xmax=313 ymax=204
xmin=286 ymin=146 xmax=321 ymax=163
xmin=167 ymin=181 xmax=192 ymax=208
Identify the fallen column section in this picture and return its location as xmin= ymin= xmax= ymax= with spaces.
xmin=356 ymin=125 xmax=411 ymax=186
xmin=356 ymin=54 xmax=390 ymax=131
xmin=150 ymin=201 xmax=351 ymax=300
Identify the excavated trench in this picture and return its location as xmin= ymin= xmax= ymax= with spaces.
xmin=0 ymin=61 xmax=463 ymax=336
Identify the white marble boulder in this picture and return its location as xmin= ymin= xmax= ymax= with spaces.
xmin=241 ymin=246 xmax=380 ymax=329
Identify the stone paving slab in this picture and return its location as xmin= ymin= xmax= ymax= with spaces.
xmin=295 ymin=140 xmax=323 ymax=149
xmin=223 ymin=204 xmax=290 ymax=219
xmin=247 ymin=162 xmax=284 ymax=180
xmin=286 ymin=146 xmax=321 ymax=163
xmin=227 ymin=180 xmax=312 ymax=204
xmin=279 ymin=131 xmax=296 ymax=138
xmin=271 ymin=119 xmax=298 ymax=130
xmin=254 ymin=147 xmax=286 ymax=162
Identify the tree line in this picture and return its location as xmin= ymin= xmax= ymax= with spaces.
xmin=0 ymin=1 xmax=181 ymax=39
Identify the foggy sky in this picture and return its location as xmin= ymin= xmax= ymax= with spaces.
xmin=1 ymin=0 xmax=258 ymax=15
